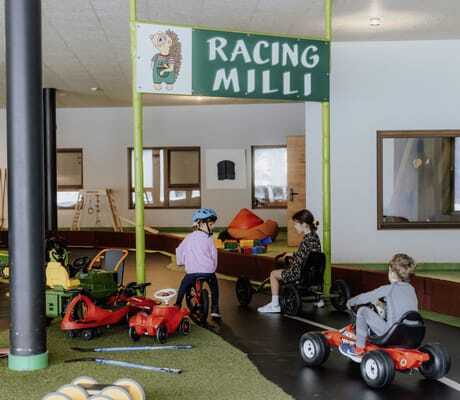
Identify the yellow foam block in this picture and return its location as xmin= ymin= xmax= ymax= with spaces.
xmin=215 ymin=239 xmax=224 ymax=249
xmin=239 ymin=240 xmax=254 ymax=248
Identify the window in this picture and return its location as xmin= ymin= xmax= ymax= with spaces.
xmin=128 ymin=147 xmax=201 ymax=208
xmin=377 ymin=131 xmax=460 ymax=229
xmin=57 ymin=149 xmax=83 ymax=209
xmin=252 ymin=146 xmax=288 ymax=209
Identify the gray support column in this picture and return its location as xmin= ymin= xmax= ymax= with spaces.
xmin=5 ymin=0 xmax=48 ymax=370
xmin=43 ymin=88 xmax=58 ymax=234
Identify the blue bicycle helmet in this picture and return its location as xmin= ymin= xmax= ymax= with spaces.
xmin=192 ymin=208 xmax=218 ymax=223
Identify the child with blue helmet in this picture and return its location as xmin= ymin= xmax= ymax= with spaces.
xmin=174 ymin=208 xmax=221 ymax=319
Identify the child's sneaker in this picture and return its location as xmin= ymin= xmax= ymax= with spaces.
xmin=257 ymin=302 xmax=281 ymax=313
xmin=313 ymin=299 xmax=325 ymax=308
xmin=211 ymin=307 xmax=222 ymax=319
xmin=339 ymin=342 xmax=365 ymax=363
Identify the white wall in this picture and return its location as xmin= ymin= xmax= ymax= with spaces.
xmin=41 ymin=102 xmax=302 ymax=228
xmin=306 ymin=40 xmax=460 ymax=263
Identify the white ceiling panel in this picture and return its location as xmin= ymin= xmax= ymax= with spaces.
xmin=0 ymin=0 xmax=458 ymax=106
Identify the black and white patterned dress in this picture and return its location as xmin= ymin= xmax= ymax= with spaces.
xmin=281 ymin=231 xmax=322 ymax=283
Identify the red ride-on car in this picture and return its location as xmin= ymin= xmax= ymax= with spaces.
xmin=61 ymin=283 xmax=157 ymax=340
xmin=128 ymin=288 xmax=191 ymax=343
xmin=299 ymin=306 xmax=451 ymax=389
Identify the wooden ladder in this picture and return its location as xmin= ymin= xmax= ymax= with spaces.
xmin=106 ymin=189 xmax=123 ymax=232
xmin=0 ymin=169 xmax=5 ymax=231
xmin=71 ymin=191 xmax=84 ymax=231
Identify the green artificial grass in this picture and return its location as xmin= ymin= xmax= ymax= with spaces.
xmin=0 ymin=322 xmax=292 ymax=400
xmin=421 ymin=310 xmax=460 ymax=329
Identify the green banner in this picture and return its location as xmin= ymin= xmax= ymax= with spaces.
xmin=192 ymin=29 xmax=329 ymax=101
xmin=136 ymin=23 xmax=329 ymax=101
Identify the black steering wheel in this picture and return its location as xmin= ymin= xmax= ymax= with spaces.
xmin=69 ymin=256 xmax=90 ymax=277
xmin=123 ymin=282 xmax=152 ymax=297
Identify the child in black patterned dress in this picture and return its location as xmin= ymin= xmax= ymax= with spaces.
xmin=258 ymin=209 xmax=322 ymax=313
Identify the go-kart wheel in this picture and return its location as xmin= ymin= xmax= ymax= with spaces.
xmin=128 ymin=326 xmax=140 ymax=342
xmin=57 ymin=384 xmax=89 ymax=400
xmin=66 ymin=330 xmax=78 ymax=339
xmin=360 ymin=350 xmax=395 ymax=389
xmin=235 ymin=277 xmax=253 ymax=306
xmin=419 ymin=343 xmax=451 ymax=380
xmin=82 ymin=329 xmax=94 ymax=341
xmin=330 ymin=280 xmax=351 ymax=312
xmin=113 ymin=378 xmax=146 ymax=400
xmin=299 ymin=332 xmax=330 ymax=367
xmin=280 ymin=284 xmax=301 ymax=316
xmin=186 ymin=285 xmax=209 ymax=325
xmin=156 ymin=325 xmax=168 ymax=344
xmin=179 ymin=318 xmax=192 ymax=336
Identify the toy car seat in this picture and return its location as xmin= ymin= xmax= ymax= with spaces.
xmin=88 ymin=248 xmax=128 ymax=285
xmin=368 ymin=311 xmax=425 ymax=349
xmin=46 ymin=261 xmax=80 ymax=289
xmin=299 ymin=251 xmax=326 ymax=290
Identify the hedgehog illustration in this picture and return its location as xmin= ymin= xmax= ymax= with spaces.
xmin=150 ymin=30 xmax=182 ymax=90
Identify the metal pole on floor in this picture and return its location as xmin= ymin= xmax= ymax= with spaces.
xmin=5 ymin=0 xmax=48 ymax=370
xmin=130 ymin=0 xmax=146 ymax=283
xmin=43 ymin=88 xmax=58 ymax=235
xmin=322 ymin=0 xmax=332 ymax=293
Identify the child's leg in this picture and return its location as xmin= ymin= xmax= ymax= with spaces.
xmin=175 ymin=274 xmax=197 ymax=307
xmin=206 ymin=273 xmax=220 ymax=313
xmin=269 ymin=269 xmax=283 ymax=297
xmin=355 ymin=307 xmax=388 ymax=349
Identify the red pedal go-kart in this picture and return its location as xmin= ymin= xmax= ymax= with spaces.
xmin=299 ymin=306 xmax=451 ymax=389
xmin=61 ymin=283 xmax=157 ymax=340
xmin=128 ymin=288 xmax=191 ymax=344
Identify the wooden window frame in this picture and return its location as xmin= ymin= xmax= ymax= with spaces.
xmin=57 ymin=148 xmax=83 ymax=190
xmin=251 ymin=145 xmax=288 ymax=210
xmin=377 ymin=130 xmax=460 ymax=230
xmin=128 ymin=146 xmax=201 ymax=209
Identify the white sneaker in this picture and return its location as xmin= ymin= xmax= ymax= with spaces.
xmin=257 ymin=302 xmax=281 ymax=313
xmin=313 ymin=299 xmax=325 ymax=308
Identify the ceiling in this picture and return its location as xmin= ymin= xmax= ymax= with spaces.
xmin=0 ymin=0 xmax=459 ymax=107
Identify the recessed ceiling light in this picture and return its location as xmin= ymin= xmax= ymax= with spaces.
xmin=369 ymin=17 xmax=382 ymax=27
xmin=91 ymin=87 xmax=101 ymax=92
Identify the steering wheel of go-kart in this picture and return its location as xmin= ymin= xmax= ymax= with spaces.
xmin=69 ymin=256 xmax=91 ymax=275
xmin=154 ymin=288 xmax=177 ymax=305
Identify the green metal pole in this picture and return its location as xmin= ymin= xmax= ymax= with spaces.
xmin=130 ymin=0 xmax=145 ymax=283
xmin=322 ymin=0 xmax=332 ymax=293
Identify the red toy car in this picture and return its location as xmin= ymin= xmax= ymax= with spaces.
xmin=129 ymin=288 xmax=191 ymax=343
xmin=299 ymin=308 xmax=451 ymax=389
xmin=61 ymin=283 xmax=158 ymax=340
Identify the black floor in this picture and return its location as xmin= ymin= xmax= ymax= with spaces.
xmin=213 ymin=277 xmax=460 ymax=400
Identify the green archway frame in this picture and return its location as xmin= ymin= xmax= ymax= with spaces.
xmin=129 ymin=0 xmax=333 ymax=292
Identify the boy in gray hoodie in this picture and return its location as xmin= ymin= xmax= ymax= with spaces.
xmin=340 ymin=253 xmax=418 ymax=361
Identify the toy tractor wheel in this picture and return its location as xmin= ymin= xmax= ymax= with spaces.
xmin=299 ymin=332 xmax=330 ymax=367
xmin=330 ymin=280 xmax=351 ymax=312
xmin=419 ymin=343 xmax=451 ymax=380
xmin=280 ymin=284 xmax=301 ymax=316
xmin=179 ymin=318 xmax=192 ymax=336
xmin=81 ymin=329 xmax=95 ymax=341
xmin=235 ymin=277 xmax=253 ymax=306
xmin=128 ymin=326 xmax=140 ymax=342
xmin=156 ymin=324 xmax=168 ymax=344
xmin=360 ymin=350 xmax=395 ymax=389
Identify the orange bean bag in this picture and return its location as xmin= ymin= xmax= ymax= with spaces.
xmin=228 ymin=219 xmax=279 ymax=241
xmin=228 ymin=208 xmax=264 ymax=230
